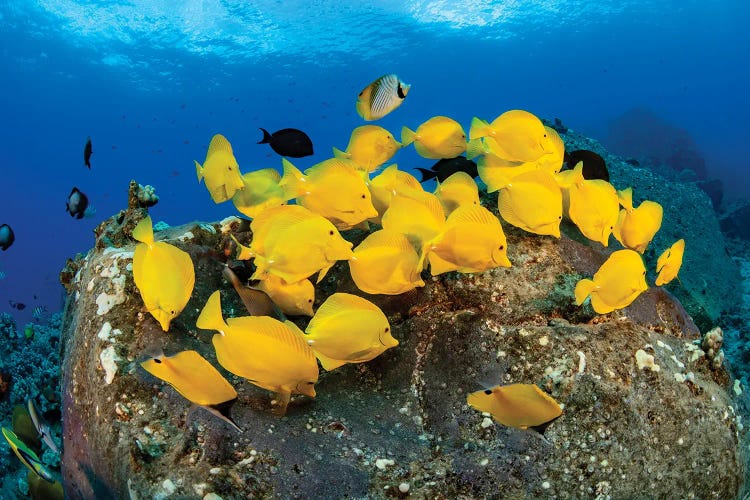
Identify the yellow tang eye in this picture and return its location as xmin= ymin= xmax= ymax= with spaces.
xmin=483 ymin=389 xmax=492 ymax=395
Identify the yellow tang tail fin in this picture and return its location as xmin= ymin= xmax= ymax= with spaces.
xmin=230 ymin=235 xmax=254 ymax=260
xmin=132 ymin=216 xmax=154 ymax=246
xmin=195 ymin=160 xmax=204 ymax=183
xmin=196 ymin=291 xmax=228 ymax=332
xmin=469 ymin=117 xmax=492 ymax=141
xmin=574 ymin=278 xmax=596 ymax=306
xmin=332 ymin=147 xmax=349 ymax=159
xmin=278 ymin=158 xmax=307 ymax=200
xmin=617 ymin=187 xmax=634 ymax=211
xmin=400 ymin=126 xmax=417 ymax=147
xmin=465 ymin=138 xmax=487 ymax=160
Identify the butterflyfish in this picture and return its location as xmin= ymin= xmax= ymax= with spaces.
xmin=83 ymin=136 xmax=92 ymax=169
xmin=368 ymin=164 xmax=423 ymax=222
xmin=613 ymin=187 xmax=663 ymax=253
xmin=27 ymin=399 xmax=59 ymax=454
xmin=280 ymin=158 xmax=378 ymax=230
xmin=195 ymin=133 xmax=245 ymax=204
xmin=349 ymin=229 xmax=425 ymax=295
xmin=141 ymin=350 xmax=240 ymax=431
xmin=466 ymin=383 xmax=562 ymax=430
xmin=197 ymin=291 xmax=318 ymax=414
xmin=427 ymin=204 xmax=511 ymax=275
xmin=231 ymin=168 xmax=286 ymax=219
xmin=0 ymin=224 xmax=14 ymax=251
xmin=305 ymin=293 xmax=398 ymax=371
xmin=2 ymin=427 xmax=56 ymax=483
xmin=356 ymin=74 xmax=410 ymax=121
xmin=258 ymin=127 xmax=313 ymax=158
xmin=415 ymin=156 xmax=478 ymax=183
xmin=66 ymin=187 xmax=89 ymax=219
xmin=401 ymin=116 xmax=467 ymax=160
xmin=433 ymin=171 xmax=480 ymax=216
xmin=567 ymin=162 xmax=620 ymax=246
xmin=333 ymin=125 xmax=401 ymax=173
xmin=132 ymin=215 xmax=195 ymax=331
xmin=254 ymin=274 xmax=315 ymax=317
xmin=563 ymin=149 xmax=609 ymax=182
xmin=574 ymin=249 xmax=648 ymax=314
xmin=468 ymin=110 xmax=549 ymax=163
xmin=496 ymin=169 xmax=563 ymax=237
xmin=246 ymin=205 xmax=354 ymax=284
xmin=655 ymin=239 xmax=685 ymax=286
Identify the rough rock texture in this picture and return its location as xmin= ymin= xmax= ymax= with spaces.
xmin=59 ymin=201 xmax=746 ymax=498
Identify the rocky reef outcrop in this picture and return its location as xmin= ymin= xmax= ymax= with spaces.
xmin=57 ymin=181 xmax=746 ymax=498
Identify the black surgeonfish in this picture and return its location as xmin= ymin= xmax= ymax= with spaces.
xmin=66 ymin=187 xmax=89 ymax=219
xmin=562 ymin=149 xmax=610 ymax=182
xmin=84 ymin=137 xmax=93 ymax=169
xmin=0 ymin=224 xmax=14 ymax=251
xmin=258 ymin=128 xmax=313 ymax=158
xmin=416 ymin=156 xmax=478 ymax=183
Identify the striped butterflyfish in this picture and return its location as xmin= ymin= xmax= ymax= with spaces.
xmin=356 ymin=74 xmax=410 ymax=121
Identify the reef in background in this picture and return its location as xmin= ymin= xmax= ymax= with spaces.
xmin=53 ymin=123 xmax=748 ymax=498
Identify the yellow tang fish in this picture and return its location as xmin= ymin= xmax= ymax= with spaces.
xmin=2 ymin=427 xmax=56 ymax=483
xmin=304 ymin=293 xmax=398 ymax=371
xmin=567 ymin=162 xmax=620 ymax=246
xmin=467 ymin=383 xmax=562 ymax=430
xmin=434 ymin=171 xmax=480 ymax=216
xmin=536 ymin=126 xmax=565 ymax=174
xmin=197 ymin=291 xmax=318 ymax=415
xmin=254 ymin=274 xmax=315 ymax=317
xmin=333 ymin=125 xmax=401 ymax=173
xmin=477 ymin=153 xmax=533 ymax=193
xmin=356 ymin=74 xmax=410 ymax=121
xmin=401 ymin=116 xmax=467 ymax=159
xmin=381 ymin=191 xmax=446 ymax=266
xmin=469 ymin=110 xmax=549 ymax=163
xmin=132 ymin=216 xmax=195 ymax=332
xmin=349 ymin=229 xmax=425 ymax=295
xmin=655 ymin=239 xmax=685 ymax=286
xmin=279 ymin=158 xmax=378 ymax=230
xmin=497 ymin=169 xmax=563 ymax=237
xmin=613 ymin=187 xmax=663 ymax=254
xmin=427 ymin=204 xmax=511 ymax=275
xmin=195 ymin=134 xmax=245 ymax=204
xmin=232 ymin=168 xmax=286 ymax=219
xmin=574 ymin=249 xmax=648 ymax=314
xmin=368 ymin=164 xmax=423 ymax=222
xmin=140 ymin=350 xmax=237 ymax=406
xmin=247 ymin=205 xmax=354 ymax=284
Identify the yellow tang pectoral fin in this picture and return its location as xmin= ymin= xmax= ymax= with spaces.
xmin=2 ymin=427 xmax=55 ymax=483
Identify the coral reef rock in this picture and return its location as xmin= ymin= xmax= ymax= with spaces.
xmin=59 ymin=208 xmax=745 ymax=498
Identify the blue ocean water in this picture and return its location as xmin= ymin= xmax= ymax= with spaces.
xmin=0 ymin=0 xmax=749 ymax=495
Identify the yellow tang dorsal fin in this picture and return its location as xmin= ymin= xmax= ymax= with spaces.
xmin=446 ymin=204 xmax=499 ymax=228
xmin=354 ymin=228 xmax=415 ymax=256
xmin=132 ymin=216 xmax=154 ymax=246
xmin=306 ymin=293 xmax=380 ymax=334
xmin=196 ymin=290 xmax=228 ymax=332
xmin=207 ymin=134 xmax=233 ymax=157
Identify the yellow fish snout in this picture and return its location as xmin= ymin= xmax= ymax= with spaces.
xmin=152 ymin=308 xmax=176 ymax=332
xmin=296 ymin=381 xmax=317 ymax=398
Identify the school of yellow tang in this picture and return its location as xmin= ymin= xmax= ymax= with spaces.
xmin=129 ymin=75 xmax=687 ymax=433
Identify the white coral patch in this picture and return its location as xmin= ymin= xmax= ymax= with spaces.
xmin=635 ymin=349 xmax=660 ymax=372
xmin=99 ymin=346 xmax=121 ymax=384
xmin=96 ymin=274 xmax=127 ymax=315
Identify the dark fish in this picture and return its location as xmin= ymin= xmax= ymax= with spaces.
xmin=66 ymin=187 xmax=89 ymax=219
xmin=416 ymin=156 xmax=478 ymax=182
xmin=258 ymin=128 xmax=313 ymax=158
xmin=625 ymin=158 xmax=640 ymax=166
xmin=0 ymin=224 xmax=14 ymax=251
xmin=222 ymin=265 xmax=283 ymax=319
xmin=84 ymin=137 xmax=93 ymax=169
xmin=9 ymin=301 xmax=26 ymax=310
xmin=562 ymin=149 xmax=610 ymax=182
